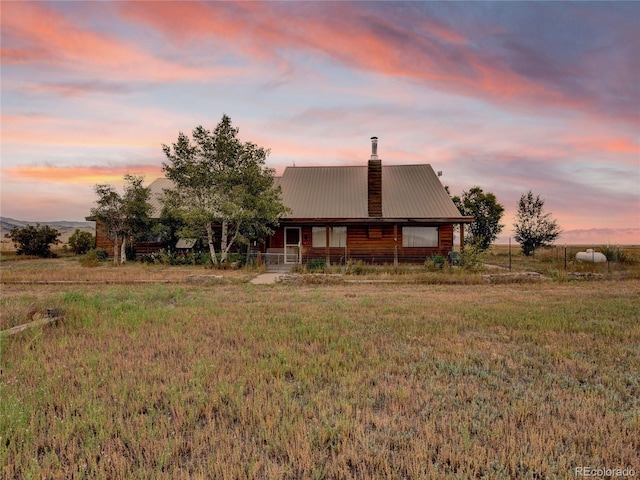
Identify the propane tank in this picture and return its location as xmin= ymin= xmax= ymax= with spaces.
xmin=575 ymin=249 xmax=607 ymax=263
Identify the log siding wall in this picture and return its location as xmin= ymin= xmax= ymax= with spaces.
xmin=270 ymin=223 xmax=455 ymax=264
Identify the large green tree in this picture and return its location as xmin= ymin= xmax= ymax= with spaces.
xmin=9 ymin=224 xmax=61 ymax=257
xmin=452 ymin=186 xmax=505 ymax=251
xmin=161 ymin=114 xmax=288 ymax=265
xmin=90 ymin=174 xmax=152 ymax=264
xmin=513 ymin=190 xmax=561 ymax=256
xmin=68 ymin=229 xmax=95 ymax=255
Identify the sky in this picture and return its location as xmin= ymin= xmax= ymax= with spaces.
xmin=1 ymin=1 xmax=639 ymax=244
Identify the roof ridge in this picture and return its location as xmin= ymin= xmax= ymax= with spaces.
xmin=283 ymin=163 xmax=432 ymax=170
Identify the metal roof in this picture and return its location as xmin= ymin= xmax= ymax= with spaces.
xmin=147 ymin=163 xmax=469 ymax=221
xmin=277 ymin=164 xmax=466 ymax=220
xmin=147 ymin=177 xmax=174 ymax=217
xmin=176 ymin=238 xmax=197 ymax=249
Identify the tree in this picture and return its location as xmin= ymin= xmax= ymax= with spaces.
xmin=90 ymin=174 xmax=152 ymax=265
xmin=154 ymin=206 xmax=188 ymax=251
xmin=68 ymin=229 xmax=95 ymax=255
xmin=513 ymin=190 xmax=561 ymax=256
xmin=120 ymin=174 xmax=153 ymax=262
xmin=452 ymin=186 xmax=505 ymax=251
xmin=9 ymin=224 xmax=61 ymax=257
xmin=162 ymin=114 xmax=288 ymax=265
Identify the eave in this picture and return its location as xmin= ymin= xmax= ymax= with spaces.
xmin=279 ymin=217 xmax=475 ymax=224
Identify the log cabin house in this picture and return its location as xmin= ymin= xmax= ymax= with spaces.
xmin=90 ymin=137 xmax=473 ymax=264
xmin=267 ymin=137 xmax=473 ymax=266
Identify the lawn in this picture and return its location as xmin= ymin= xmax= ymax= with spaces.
xmin=1 ymin=260 xmax=639 ymax=479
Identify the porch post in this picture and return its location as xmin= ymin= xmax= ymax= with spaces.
xmin=460 ymin=223 xmax=465 ymax=252
xmin=326 ymin=225 xmax=330 ymax=267
xmin=394 ymin=224 xmax=398 ymax=266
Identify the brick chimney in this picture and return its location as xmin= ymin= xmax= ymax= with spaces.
xmin=368 ymin=137 xmax=382 ymax=217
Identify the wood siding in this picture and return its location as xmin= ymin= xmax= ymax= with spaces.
xmin=272 ymin=223 xmax=455 ymax=264
xmin=269 ymin=228 xmax=285 ymax=249
xmin=94 ymin=222 xmax=118 ymax=253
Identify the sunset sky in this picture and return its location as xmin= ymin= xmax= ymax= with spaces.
xmin=2 ymin=1 xmax=639 ymax=244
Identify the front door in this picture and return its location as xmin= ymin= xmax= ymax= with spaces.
xmin=284 ymin=227 xmax=301 ymax=264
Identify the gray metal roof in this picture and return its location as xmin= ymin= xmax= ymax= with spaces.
xmin=277 ymin=164 xmax=466 ymax=220
xmin=147 ymin=177 xmax=174 ymax=217
xmin=148 ymin=163 xmax=468 ymax=221
xmin=176 ymin=238 xmax=197 ymax=249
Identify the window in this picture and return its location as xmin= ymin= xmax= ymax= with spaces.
xmin=402 ymin=227 xmax=438 ymax=247
xmin=312 ymin=227 xmax=325 ymax=247
xmin=312 ymin=226 xmax=347 ymax=247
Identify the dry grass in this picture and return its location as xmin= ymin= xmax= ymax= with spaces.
xmin=1 ymin=269 xmax=639 ymax=478
xmin=485 ymin=244 xmax=640 ymax=278
xmin=0 ymin=256 xmax=254 ymax=287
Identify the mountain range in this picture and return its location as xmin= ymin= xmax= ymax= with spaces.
xmin=1 ymin=217 xmax=95 ymax=243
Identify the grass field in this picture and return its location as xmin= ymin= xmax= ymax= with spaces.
xmin=1 ymin=258 xmax=639 ymax=479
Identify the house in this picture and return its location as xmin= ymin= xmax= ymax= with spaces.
xmin=265 ymin=137 xmax=473 ymax=265
xmin=90 ymin=137 xmax=473 ymax=264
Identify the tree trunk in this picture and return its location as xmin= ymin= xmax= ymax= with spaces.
xmin=113 ymin=233 xmax=119 ymax=266
xmin=206 ymin=223 xmax=218 ymax=265
xmin=120 ymin=236 xmax=127 ymax=264
xmin=220 ymin=221 xmax=228 ymax=263
xmin=224 ymin=228 xmax=240 ymax=259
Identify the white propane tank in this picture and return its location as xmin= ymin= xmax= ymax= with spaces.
xmin=576 ymin=249 xmax=607 ymax=263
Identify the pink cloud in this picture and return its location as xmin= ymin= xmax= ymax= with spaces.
xmin=2 ymin=109 xmax=184 ymax=151
xmin=119 ymin=1 xmax=632 ymax=125
xmin=1 ymin=2 xmax=238 ymax=83
xmin=5 ymin=165 xmax=163 ymax=186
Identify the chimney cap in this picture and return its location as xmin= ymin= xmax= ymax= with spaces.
xmin=370 ymin=136 xmax=379 ymax=160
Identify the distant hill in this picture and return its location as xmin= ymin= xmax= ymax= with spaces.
xmin=1 ymin=217 xmax=95 ymax=245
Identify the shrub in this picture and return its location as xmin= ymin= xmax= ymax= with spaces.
xmin=125 ymin=243 xmax=137 ymax=262
xmin=68 ymin=229 xmax=95 ymax=255
xmin=306 ymin=258 xmax=326 ymax=272
xmin=597 ymin=245 xmax=637 ymax=265
xmin=139 ymin=249 xmax=214 ymax=266
xmin=9 ymin=224 xmax=61 ymax=257
xmin=345 ymin=260 xmax=377 ymax=275
xmin=80 ymin=248 xmax=109 ymax=267
xmin=195 ymin=252 xmax=212 ymax=266
xmin=425 ymin=254 xmax=446 ymax=271
xmin=459 ymin=245 xmax=485 ymax=272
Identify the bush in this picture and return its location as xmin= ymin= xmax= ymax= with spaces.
xmin=459 ymin=245 xmax=485 ymax=272
xmin=345 ymin=260 xmax=377 ymax=275
xmin=125 ymin=243 xmax=137 ymax=262
xmin=424 ymin=254 xmax=446 ymax=271
xmin=139 ymin=249 xmax=214 ymax=266
xmin=80 ymin=248 xmax=109 ymax=267
xmin=597 ymin=245 xmax=637 ymax=265
xmin=219 ymin=253 xmax=246 ymax=267
xmin=306 ymin=258 xmax=326 ymax=272
xmin=9 ymin=224 xmax=60 ymax=257
xmin=139 ymin=249 xmax=173 ymax=265
xmin=68 ymin=229 xmax=95 ymax=255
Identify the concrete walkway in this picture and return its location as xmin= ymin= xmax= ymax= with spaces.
xmin=249 ymin=273 xmax=285 ymax=285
